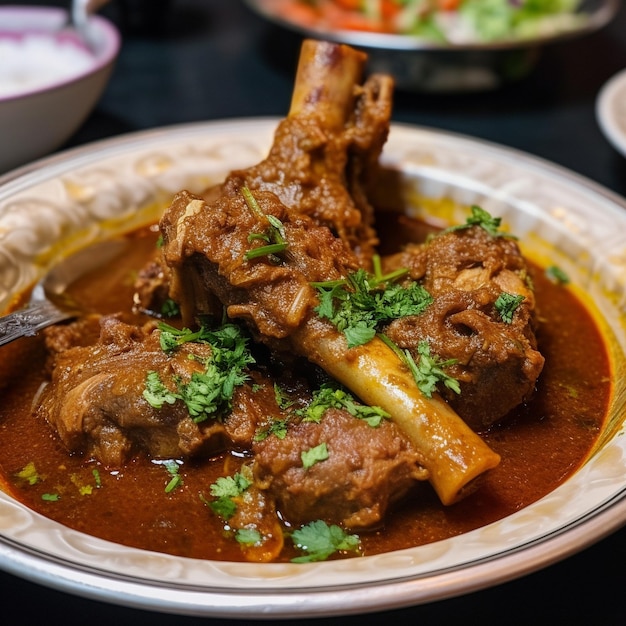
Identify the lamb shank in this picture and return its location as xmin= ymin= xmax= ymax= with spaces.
xmin=36 ymin=39 xmax=545 ymax=545
xmin=160 ymin=40 xmax=514 ymax=506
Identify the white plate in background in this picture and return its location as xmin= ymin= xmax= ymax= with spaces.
xmin=597 ymin=67 xmax=626 ymax=157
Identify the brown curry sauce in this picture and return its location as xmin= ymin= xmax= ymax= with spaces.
xmin=0 ymin=218 xmax=612 ymax=563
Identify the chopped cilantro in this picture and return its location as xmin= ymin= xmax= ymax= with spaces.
xmin=70 ymin=473 xmax=94 ymax=495
xmin=274 ymin=383 xmax=294 ymax=410
xmin=313 ymin=268 xmax=433 ymax=348
xmin=297 ymin=382 xmax=389 ymax=426
xmin=160 ymin=298 xmax=180 ymax=318
xmin=545 ymin=265 xmax=570 ymax=285
xmin=495 ymin=292 xmax=525 ymax=324
xmin=208 ymin=494 xmax=237 ymax=519
xmin=144 ymin=322 xmax=255 ymax=423
xmin=236 ymin=528 xmax=262 ymax=546
xmin=206 ymin=472 xmax=252 ymax=519
xmin=15 ymin=461 xmax=40 ymax=485
xmin=210 ymin=472 xmax=252 ymax=499
xmin=143 ymin=371 xmax=178 ymax=408
xmin=301 ymin=442 xmax=329 ymax=469
xmin=254 ymin=417 xmax=290 ymax=442
xmin=380 ymin=336 xmax=460 ymax=398
xmin=245 ymin=242 xmax=288 ymax=260
xmin=443 ymin=205 xmax=515 ymax=238
xmin=242 ymin=186 xmax=289 ymax=262
xmin=291 ymin=520 xmax=361 ymax=563
xmin=41 ymin=493 xmax=60 ymax=502
xmin=163 ymin=460 xmax=183 ymax=493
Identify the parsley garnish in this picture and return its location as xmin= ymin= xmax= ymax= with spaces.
xmin=291 ymin=520 xmax=361 ymax=563
xmin=494 ymin=292 xmax=525 ymax=324
xmin=296 ymin=382 xmax=390 ymax=426
xmin=313 ymin=268 xmax=433 ymax=348
xmin=301 ymin=442 xmax=329 ymax=469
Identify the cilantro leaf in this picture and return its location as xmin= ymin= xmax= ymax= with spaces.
xmin=160 ymin=298 xmax=180 ymax=318
xmin=545 ymin=265 xmax=570 ymax=285
xmin=143 ymin=371 xmax=179 ymax=408
xmin=380 ymin=336 xmax=460 ymax=398
xmin=242 ymin=186 xmax=289 ymax=262
xmin=274 ymin=383 xmax=294 ymax=409
xmin=146 ymin=322 xmax=255 ymax=423
xmin=15 ymin=461 xmax=40 ymax=485
xmin=236 ymin=528 xmax=262 ymax=546
xmin=254 ymin=417 xmax=290 ymax=442
xmin=206 ymin=472 xmax=252 ymax=519
xmin=297 ymin=382 xmax=389 ymax=426
xmin=495 ymin=292 xmax=525 ymax=323
xmin=301 ymin=442 xmax=329 ymax=469
xmin=411 ymin=341 xmax=461 ymax=397
xmin=163 ymin=460 xmax=183 ymax=493
xmin=210 ymin=473 xmax=252 ymax=499
xmin=313 ymin=268 xmax=433 ymax=348
xmin=443 ymin=205 xmax=515 ymax=238
xmin=291 ymin=520 xmax=361 ymax=563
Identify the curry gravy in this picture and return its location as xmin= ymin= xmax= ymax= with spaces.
xmin=0 ymin=221 xmax=612 ymax=562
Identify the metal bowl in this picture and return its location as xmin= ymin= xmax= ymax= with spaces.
xmin=244 ymin=0 xmax=621 ymax=91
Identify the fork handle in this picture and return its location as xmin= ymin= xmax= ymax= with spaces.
xmin=0 ymin=301 xmax=76 ymax=347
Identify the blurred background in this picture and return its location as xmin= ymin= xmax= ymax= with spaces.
xmin=2 ymin=0 xmax=625 ymax=195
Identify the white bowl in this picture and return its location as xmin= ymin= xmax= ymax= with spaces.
xmin=0 ymin=6 xmax=120 ymax=174
xmin=0 ymin=119 xmax=625 ymax=618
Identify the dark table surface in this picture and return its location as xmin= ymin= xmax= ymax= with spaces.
xmin=2 ymin=0 xmax=626 ymax=624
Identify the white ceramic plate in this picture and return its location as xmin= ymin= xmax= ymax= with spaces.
xmin=0 ymin=119 xmax=625 ymax=619
xmin=597 ymin=67 xmax=626 ymax=158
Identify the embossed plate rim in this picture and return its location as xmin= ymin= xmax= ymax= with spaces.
xmin=0 ymin=118 xmax=625 ymax=619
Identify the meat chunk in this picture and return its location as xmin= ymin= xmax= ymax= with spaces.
xmin=163 ymin=187 xmax=357 ymax=341
xmin=383 ymin=224 xmax=545 ymax=428
xmin=224 ymin=39 xmax=393 ymax=265
xmin=253 ymin=408 xmax=428 ymax=530
xmin=132 ymin=256 xmax=172 ymax=318
xmin=37 ymin=316 xmax=245 ymax=467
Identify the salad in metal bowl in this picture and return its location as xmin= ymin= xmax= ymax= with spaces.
xmin=277 ymin=0 xmax=596 ymax=44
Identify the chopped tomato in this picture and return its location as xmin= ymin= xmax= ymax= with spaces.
xmin=332 ymin=0 xmax=363 ymax=9
xmin=437 ymin=0 xmax=461 ymax=11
